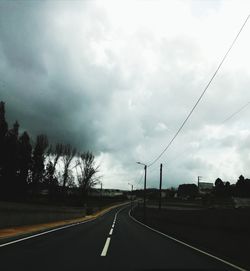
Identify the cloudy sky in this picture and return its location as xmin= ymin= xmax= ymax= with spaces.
xmin=1 ymin=0 xmax=250 ymax=190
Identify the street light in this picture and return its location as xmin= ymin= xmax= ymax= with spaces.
xmin=128 ymin=183 xmax=133 ymax=209
xmin=136 ymin=161 xmax=147 ymax=221
xmin=136 ymin=161 xmax=146 ymax=166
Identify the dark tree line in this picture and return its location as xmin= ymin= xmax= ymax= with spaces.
xmin=175 ymin=175 xmax=250 ymax=200
xmin=0 ymin=101 xmax=100 ymax=204
xmin=214 ymin=175 xmax=250 ymax=198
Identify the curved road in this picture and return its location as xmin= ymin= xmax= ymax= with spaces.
xmin=0 ymin=205 xmax=240 ymax=270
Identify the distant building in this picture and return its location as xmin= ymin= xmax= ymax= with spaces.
xmin=198 ymin=182 xmax=213 ymax=194
xmin=89 ymin=188 xmax=124 ymax=197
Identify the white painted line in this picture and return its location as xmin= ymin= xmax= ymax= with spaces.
xmin=101 ymin=237 xmax=111 ymax=256
xmin=99 ymin=204 xmax=129 ymax=257
xmin=0 ymin=202 xmax=130 ymax=249
xmin=0 ymin=219 xmax=93 ymax=248
xmin=129 ymin=209 xmax=246 ymax=271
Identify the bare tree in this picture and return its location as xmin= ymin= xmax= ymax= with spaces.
xmin=62 ymin=144 xmax=77 ymax=189
xmin=53 ymin=143 xmax=64 ymax=169
xmin=76 ymin=151 xmax=100 ymax=196
xmin=32 ymin=134 xmax=49 ymax=189
xmin=45 ymin=143 xmax=64 ymax=179
xmin=18 ymin=131 xmax=32 ymax=190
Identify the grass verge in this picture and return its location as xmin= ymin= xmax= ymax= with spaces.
xmin=0 ymin=201 xmax=128 ymax=240
xmin=132 ymin=206 xmax=250 ymax=270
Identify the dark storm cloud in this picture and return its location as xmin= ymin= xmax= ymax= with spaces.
xmin=1 ymin=1 xmax=250 ymax=189
xmin=0 ymin=1 xmax=123 ymax=152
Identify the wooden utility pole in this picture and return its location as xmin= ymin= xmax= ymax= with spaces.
xmin=159 ymin=163 xmax=163 ymax=210
xmin=198 ymin=176 xmax=202 ymax=188
xmin=143 ymin=165 xmax=147 ymax=221
xmin=131 ymin=184 xmax=133 ymax=209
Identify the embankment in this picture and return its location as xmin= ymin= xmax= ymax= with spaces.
xmin=0 ymin=201 xmax=86 ymax=229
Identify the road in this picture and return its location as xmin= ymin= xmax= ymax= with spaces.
xmin=0 ymin=205 xmax=241 ymax=271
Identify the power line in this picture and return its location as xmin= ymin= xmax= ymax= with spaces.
xmin=135 ymin=170 xmax=144 ymax=188
xmin=222 ymin=101 xmax=250 ymax=123
xmin=147 ymin=14 xmax=250 ymax=168
xmin=162 ymin=100 xmax=250 ymax=168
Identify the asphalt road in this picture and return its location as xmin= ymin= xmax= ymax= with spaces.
xmin=0 ymin=205 xmax=241 ymax=271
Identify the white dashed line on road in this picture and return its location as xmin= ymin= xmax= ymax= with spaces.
xmin=100 ymin=205 xmax=128 ymax=257
xmin=101 ymin=237 xmax=111 ymax=256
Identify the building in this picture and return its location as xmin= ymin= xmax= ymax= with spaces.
xmin=89 ymin=188 xmax=124 ymax=197
xmin=198 ymin=182 xmax=213 ymax=194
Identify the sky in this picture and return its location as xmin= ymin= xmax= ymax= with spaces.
xmin=0 ymin=0 xmax=250 ymax=190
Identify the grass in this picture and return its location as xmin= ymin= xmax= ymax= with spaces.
xmin=132 ymin=206 xmax=250 ymax=270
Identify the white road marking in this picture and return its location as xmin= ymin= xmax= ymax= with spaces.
xmin=0 ymin=202 xmax=130 ymax=249
xmin=101 ymin=237 xmax=111 ymax=256
xmin=129 ymin=209 xmax=246 ymax=271
xmin=0 ymin=220 xmax=94 ymax=248
xmin=100 ymin=205 xmax=128 ymax=257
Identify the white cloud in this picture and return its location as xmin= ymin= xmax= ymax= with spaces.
xmin=1 ymin=0 xmax=250 ymax=189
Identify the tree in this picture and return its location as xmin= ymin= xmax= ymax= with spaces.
xmin=236 ymin=175 xmax=250 ymax=197
xmin=44 ymin=161 xmax=58 ymax=195
xmin=0 ymin=101 xmax=8 ymax=195
xmin=0 ymin=102 xmax=8 ymax=139
xmin=61 ymin=144 xmax=77 ymax=190
xmin=215 ymin=178 xmax=224 ymax=187
xmin=214 ymin=178 xmax=225 ymax=197
xmin=237 ymin=175 xmax=245 ymax=186
xmin=31 ymin=134 xmax=49 ymax=191
xmin=18 ymin=131 xmax=32 ymax=194
xmin=76 ymin=151 xmax=100 ymax=197
xmin=44 ymin=143 xmax=64 ymax=192
xmin=2 ymin=121 xmax=20 ymax=197
xmin=49 ymin=143 xmax=64 ymax=175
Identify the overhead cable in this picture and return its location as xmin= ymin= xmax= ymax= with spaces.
xmin=147 ymin=14 xmax=250 ymax=168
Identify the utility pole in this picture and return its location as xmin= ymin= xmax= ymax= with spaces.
xmin=198 ymin=176 xmax=202 ymax=187
xmin=131 ymin=184 xmax=133 ymax=209
xmin=128 ymin=183 xmax=133 ymax=209
xmin=136 ymin=162 xmax=147 ymax=222
xmin=159 ymin=163 xmax=163 ymax=210
xmin=100 ymin=182 xmax=103 ymax=204
xmin=143 ymin=165 xmax=147 ymax=221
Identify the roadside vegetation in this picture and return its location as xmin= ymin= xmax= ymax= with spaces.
xmin=131 ymin=176 xmax=250 ymax=269
xmin=0 ymin=101 xmax=105 ymax=207
xmin=132 ymin=206 xmax=250 ymax=270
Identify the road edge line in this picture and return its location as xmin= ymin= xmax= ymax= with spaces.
xmin=129 ymin=209 xmax=246 ymax=271
xmin=0 ymin=202 xmax=129 ymax=248
xmin=0 ymin=217 xmax=95 ymax=248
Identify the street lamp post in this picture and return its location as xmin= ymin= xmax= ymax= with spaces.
xmin=136 ymin=162 xmax=147 ymax=221
xmin=128 ymin=183 xmax=133 ymax=209
xmin=198 ymin=176 xmax=202 ymax=195
xmin=159 ymin=163 xmax=163 ymax=211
